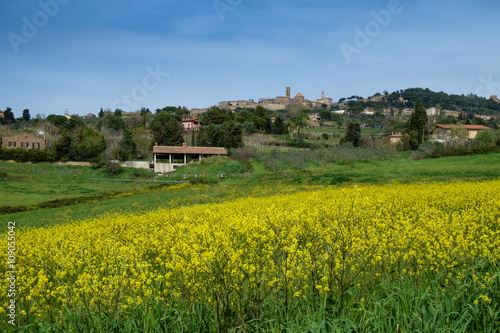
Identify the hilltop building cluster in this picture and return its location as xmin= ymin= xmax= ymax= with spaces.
xmin=218 ymin=87 xmax=333 ymax=111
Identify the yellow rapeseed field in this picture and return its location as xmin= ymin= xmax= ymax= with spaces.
xmin=1 ymin=180 xmax=499 ymax=327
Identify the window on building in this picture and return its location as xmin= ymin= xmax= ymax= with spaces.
xmin=8 ymin=141 xmax=16 ymax=147
xmin=33 ymin=142 xmax=40 ymax=149
xmin=21 ymin=142 xmax=29 ymax=148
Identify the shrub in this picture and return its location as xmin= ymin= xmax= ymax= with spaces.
xmin=105 ymin=160 xmax=122 ymax=175
xmin=230 ymin=148 xmax=254 ymax=161
xmin=475 ymin=130 xmax=495 ymax=146
xmin=0 ymin=148 xmax=57 ymax=163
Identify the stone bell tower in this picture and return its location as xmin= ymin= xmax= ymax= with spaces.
xmin=286 ymin=87 xmax=290 ymax=99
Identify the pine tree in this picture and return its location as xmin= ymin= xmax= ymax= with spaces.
xmin=150 ymin=113 xmax=183 ymax=146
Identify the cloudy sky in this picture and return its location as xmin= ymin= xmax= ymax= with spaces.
xmin=1 ymin=0 xmax=499 ymax=117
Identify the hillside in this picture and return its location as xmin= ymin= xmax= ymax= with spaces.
xmin=341 ymin=88 xmax=500 ymax=115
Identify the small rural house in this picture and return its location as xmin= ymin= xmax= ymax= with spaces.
xmin=388 ymin=132 xmax=403 ymax=144
xmin=152 ymin=143 xmax=228 ymax=173
xmin=181 ymin=118 xmax=202 ymax=131
xmin=431 ymin=124 xmax=493 ymax=141
xmin=1 ymin=133 xmax=46 ymax=150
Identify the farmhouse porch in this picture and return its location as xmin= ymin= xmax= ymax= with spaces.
xmin=152 ymin=142 xmax=228 ymax=173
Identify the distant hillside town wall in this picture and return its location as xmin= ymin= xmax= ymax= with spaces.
xmin=190 ymin=108 xmax=209 ymax=117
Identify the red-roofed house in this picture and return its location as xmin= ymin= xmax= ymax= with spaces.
xmin=182 ymin=118 xmax=202 ymax=131
xmin=431 ymin=124 xmax=493 ymax=141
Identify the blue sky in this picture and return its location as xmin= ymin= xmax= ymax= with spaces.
xmin=1 ymin=0 xmax=499 ymax=117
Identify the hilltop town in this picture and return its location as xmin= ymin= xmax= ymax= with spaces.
xmin=1 ymin=87 xmax=499 ymax=170
xmin=217 ymin=87 xmax=334 ymax=111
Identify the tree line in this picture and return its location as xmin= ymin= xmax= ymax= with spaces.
xmin=340 ymin=88 xmax=500 ymax=114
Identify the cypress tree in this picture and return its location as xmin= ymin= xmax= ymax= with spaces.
xmin=343 ymin=122 xmax=361 ymax=147
xmin=4 ymin=107 xmax=15 ymax=124
xmin=22 ymin=109 xmax=30 ymax=121
xmin=406 ymin=98 xmax=428 ymax=149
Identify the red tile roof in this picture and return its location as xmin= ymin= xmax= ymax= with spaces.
xmin=153 ymin=145 xmax=227 ymax=155
xmin=436 ymin=124 xmax=492 ymax=130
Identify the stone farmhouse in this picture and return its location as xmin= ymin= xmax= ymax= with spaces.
xmin=444 ymin=110 xmax=467 ymax=118
xmin=361 ymin=108 xmax=375 ymax=115
xmin=1 ymin=133 xmax=46 ymax=150
xmin=426 ymin=107 xmax=440 ymax=116
xmin=431 ymin=124 xmax=493 ymax=141
xmin=388 ymin=132 xmax=403 ymax=144
xmin=152 ymin=142 xmax=228 ymax=173
xmin=474 ymin=114 xmax=495 ymax=121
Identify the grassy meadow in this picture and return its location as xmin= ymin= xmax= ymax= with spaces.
xmin=1 ymin=153 xmax=500 ymax=332
xmin=0 ymin=162 xmax=156 ymax=208
xmin=3 ymin=153 xmax=500 ymax=229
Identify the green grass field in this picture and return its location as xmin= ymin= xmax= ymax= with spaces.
xmin=2 ymin=153 xmax=500 ymax=229
xmin=0 ymin=161 xmax=156 ymax=207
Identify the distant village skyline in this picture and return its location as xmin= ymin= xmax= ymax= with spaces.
xmin=2 ymin=86 xmax=500 ymax=119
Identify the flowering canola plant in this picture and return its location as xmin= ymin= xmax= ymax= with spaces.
xmin=1 ymin=180 xmax=499 ymax=327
